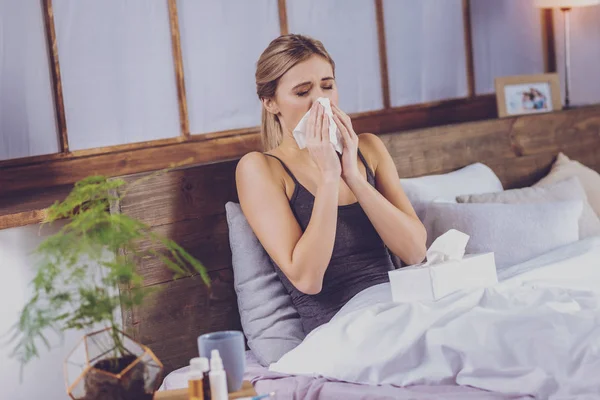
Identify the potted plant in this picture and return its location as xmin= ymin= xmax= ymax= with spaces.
xmin=10 ymin=174 xmax=210 ymax=400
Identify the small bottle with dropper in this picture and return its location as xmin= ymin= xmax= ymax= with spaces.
xmin=188 ymin=357 xmax=205 ymax=400
xmin=209 ymin=349 xmax=228 ymax=400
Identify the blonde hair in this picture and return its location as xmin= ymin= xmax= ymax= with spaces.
xmin=255 ymin=34 xmax=335 ymax=151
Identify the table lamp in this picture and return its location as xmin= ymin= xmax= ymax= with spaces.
xmin=535 ymin=0 xmax=600 ymax=108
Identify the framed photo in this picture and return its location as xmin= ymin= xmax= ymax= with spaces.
xmin=494 ymin=73 xmax=562 ymax=118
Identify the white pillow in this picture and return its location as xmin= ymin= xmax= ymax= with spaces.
xmin=535 ymin=153 xmax=600 ymax=219
xmin=401 ymin=163 xmax=504 ymax=221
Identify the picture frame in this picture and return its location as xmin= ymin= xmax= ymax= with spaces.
xmin=494 ymin=73 xmax=562 ymax=118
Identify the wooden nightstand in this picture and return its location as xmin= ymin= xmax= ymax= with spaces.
xmin=154 ymin=380 xmax=256 ymax=400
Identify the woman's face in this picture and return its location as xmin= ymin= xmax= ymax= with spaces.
xmin=265 ymin=54 xmax=338 ymax=135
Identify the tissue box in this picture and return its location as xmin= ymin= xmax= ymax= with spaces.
xmin=388 ymin=252 xmax=498 ymax=302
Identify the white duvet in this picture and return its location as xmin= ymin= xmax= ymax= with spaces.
xmin=270 ymin=237 xmax=600 ymax=399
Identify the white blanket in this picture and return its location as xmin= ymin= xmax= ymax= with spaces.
xmin=270 ymin=237 xmax=600 ymax=399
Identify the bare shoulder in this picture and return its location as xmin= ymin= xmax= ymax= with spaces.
xmin=236 ymin=151 xmax=274 ymax=183
xmin=235 ymin=151 xmax=286 ymax=203
xmin=357 ymin=133 xmax=389 ymax=171
xmin=358 ymin=132 xmax=386 ymax=152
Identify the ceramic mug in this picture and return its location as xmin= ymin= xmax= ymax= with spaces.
xmin=197 ymin=330 xmax=245 ymax=392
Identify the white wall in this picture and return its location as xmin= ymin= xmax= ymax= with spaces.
xmin=0 ymin=0 xmax=59 ymax=161
xmin=0 ymin=223 xmax=77 ymax=400
xmin=554 ymin=5 xmax=600 ymax=105
xmin=0 ymin=223 xmax=121 ymax=400
xmin=2 ymin=0 xmax=600 ymax=162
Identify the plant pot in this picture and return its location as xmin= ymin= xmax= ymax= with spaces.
xmin=65 ymin=328 xmax=163 ymax=400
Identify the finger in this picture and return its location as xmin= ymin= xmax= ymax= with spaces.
xmin=332 ymin=106 xmax=356 ymax=139
xmin=314 ymin=104 xmax=323 ymax=142
xmin=333 ymin=114 xmax=350 ymax=147
xmin=331 ymin=102 xmax=346 ymax=117
xmin=307 ymin=103 xmax=318 ymax=139
xmin=331 ymin=105 xmax=349 ymax=129
xmin=322 ymin=110 xmax=330 ymax=143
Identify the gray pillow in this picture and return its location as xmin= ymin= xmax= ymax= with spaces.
xmin=422 ymin=201 xmax=583 ymax=269
xmin=456 ymin=177 xmax=600 ymax=239
xmin=225 ymin=202 xmax=304 ymax=366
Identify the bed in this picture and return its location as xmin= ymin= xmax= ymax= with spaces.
xmin=110 ymin=105 xmax=600 ymax=399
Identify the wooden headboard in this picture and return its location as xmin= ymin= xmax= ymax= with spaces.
xmin=111 ymin=106 xmax=600 ymax=375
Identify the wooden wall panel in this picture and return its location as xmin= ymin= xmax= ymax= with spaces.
xmin=135 ymin=215 xmax=233 ymax=287
xmin=116 ymin=161 xmax=238 ymax=227
xmin=0 ymin=135 xmax=257 ymax=194
xmin=379 ymin=118 xmax=516 ymax=178
xmin=510 ymin=107 xmax=600 ymax=156
xmin=167 ymin=0 xmax=190 ymax=139
xmin=42 ymin=0 xmax=69 ymax=153
xmin=131 ymin=269 xmax=241 ymax=374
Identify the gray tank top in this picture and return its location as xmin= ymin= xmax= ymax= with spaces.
xmin=264 ymin=150 xmax=394 ymax=334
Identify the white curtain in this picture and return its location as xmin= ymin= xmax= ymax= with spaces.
xmin=286 ymin=0 xmax=383 ymax=114
xmin=471 ymin=0 xmax=545 ymax=94
xmin=0 ymin=0 xmax=59 ymax=161
xmin=554 ymin=6 xmax=600 ymax=105
xmin=178 ymin=0 xmax=280 ymax=134
xmin=52 ymin=0 xmax=180 ymax=151
xmin=383 ymin=0 xmax=468 ymax=107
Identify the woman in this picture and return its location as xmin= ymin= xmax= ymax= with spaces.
xmin=236 ymin=34 xmax=426 ymax=334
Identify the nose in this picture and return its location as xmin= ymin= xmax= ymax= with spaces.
xmin=310 ymin=87 xmax=330 ymax=104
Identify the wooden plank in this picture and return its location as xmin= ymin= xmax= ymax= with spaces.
xmin=127 ymin=269 xmax=241 ymax=375
xmin=374 ymin=0 xmax=391 ymax=109
xmin=510 ymin=106 xmax=600 ymax=156
xmin=133 ymin=216 xmax=232 ymax=287
xmin=42 ymin=0 xmax=69 ymax=153
xmin=541 ymin=8 xmax=557 ymax=73
xmin=0 ymin=134 xmax=259 ymax=195
xmin=380 ymin=117 xmax=517 ymax=178
xmin=351 ymin=95 xmax=497 ymax=135
xmin=278 ymin=0 xmax=288 ymax=35
xmin=154 ymin=381 xmax=256 ymax=400
xmin=0 ymin=210 xmax=48 ymax=230
xmin=0 ymin=184 xmax=71 ymax=215
xmin=167 ymin=0 xmax=190 ymax=139
xmin=486 ymin=153 xmax=556 ymax=189
xmin=116 ymin=160 xmax=238 ymax=227
xmin=0 ymin=185 xmax=72 ymax=229
xmin=462 ymin=0 xmax=476 ymax=97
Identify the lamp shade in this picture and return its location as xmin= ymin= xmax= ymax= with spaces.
xmin=535 ymin=0 xmax=600 ymax=7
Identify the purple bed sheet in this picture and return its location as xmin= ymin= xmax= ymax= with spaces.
xmin=160 ymin=351 xmax=532 ymax=400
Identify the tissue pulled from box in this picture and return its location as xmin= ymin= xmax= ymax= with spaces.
xmin=292 ymin=97 xmax=343 ymax=154
xmin=424 ymin=229 xmax=470 ymax=265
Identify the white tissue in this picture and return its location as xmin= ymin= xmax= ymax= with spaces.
xmin=292 ymin=97 xmax=343 ymax=154
xmin=423 ymin=229 xmax=470 ymax=266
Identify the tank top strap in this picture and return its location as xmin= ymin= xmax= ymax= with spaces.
xmin=357 ymin=148 xmax=376 ymax=183
xmin=263 ymin=153 xmax=299 ymax=184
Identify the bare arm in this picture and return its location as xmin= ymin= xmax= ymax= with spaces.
xmin=236 ymin=103 xmax=341 ymax=294
xmin=346 ymin=134 xmax=427 ymax=265
xmin=331 ymin=104 xmax=426 ymax=265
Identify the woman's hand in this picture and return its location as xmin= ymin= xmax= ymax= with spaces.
xmin=331 ymin=103 xmax=361 ymax=184
xmin=306 ymin=102 xmax=341 ymax=182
